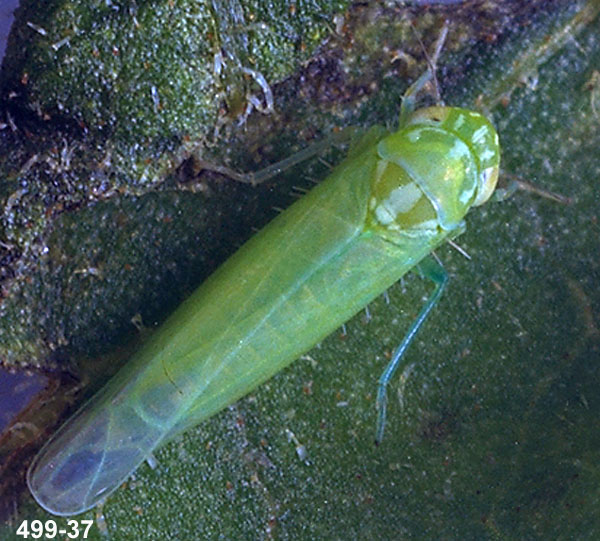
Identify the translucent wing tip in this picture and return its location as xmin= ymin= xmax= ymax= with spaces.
xmin=27 ymin=442 xmax=121 ymax=516
xmin=26 ymin=402 xmax=161 ymax=516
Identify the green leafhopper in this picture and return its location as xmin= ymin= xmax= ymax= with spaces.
xmin=27 ymin=47 xmax=501 ymax=515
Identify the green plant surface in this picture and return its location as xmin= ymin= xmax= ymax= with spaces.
xmin=3 ymin=0 xmax=348 ymax=158
xmin=2 ymin=1 xmax=600 ymax=539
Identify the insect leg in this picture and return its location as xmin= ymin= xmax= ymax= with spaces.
xmin=195 ymin=127 xmax=358 ymax=186
xmin=375 ymin=256 xmax=448 ymax=444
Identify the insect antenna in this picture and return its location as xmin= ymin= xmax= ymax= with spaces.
xmin=494 ymin=172 xmax=571 ymax=204
xmin=399 ymin=21 xmax=449 ymax=124
xmin=411 ymin=20 xmax=449 ymax=104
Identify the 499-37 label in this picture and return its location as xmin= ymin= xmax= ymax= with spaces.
xmin=16 ymin=519 xmax=94 ymax=539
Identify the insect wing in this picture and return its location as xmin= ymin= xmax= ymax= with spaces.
xmin=27 ymin=379 xmax=166 ymax=516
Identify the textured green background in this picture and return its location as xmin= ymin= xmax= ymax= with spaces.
xmin=1 ymin=1 xmax=599 ymax=539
